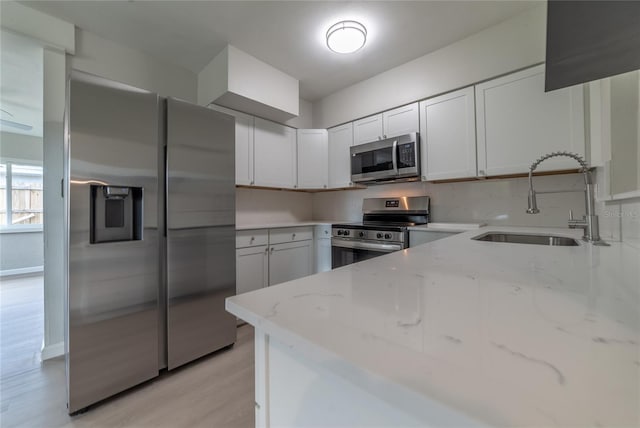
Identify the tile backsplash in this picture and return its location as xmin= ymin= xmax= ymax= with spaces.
xmin=236 ymin=187 xmax=312 ymax=225
xmin=236 ymin=171 xmax=640 ymax=246
xmin=312 ymin=173 xmax=588 ymax=228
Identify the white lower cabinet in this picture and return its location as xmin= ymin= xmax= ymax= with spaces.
xmin=236 ymin=227 xmax=315 ymax=294
xmin=236 ymin=245 xmax=269 ymax=295
xmin=236 ymin=230 xmax=269 ymax=296
xmin=269 ymin=240 xmax=313 ymax=286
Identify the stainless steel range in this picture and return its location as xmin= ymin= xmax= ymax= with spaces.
xmin=331 ymin=196 xmax=430 ymax=269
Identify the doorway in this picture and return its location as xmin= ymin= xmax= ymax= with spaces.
xmin=0 ymin=30 xmax=45 ymax=379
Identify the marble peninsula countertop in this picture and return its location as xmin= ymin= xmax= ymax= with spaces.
xmin=227 ymin=226 xmax=640 ymax=427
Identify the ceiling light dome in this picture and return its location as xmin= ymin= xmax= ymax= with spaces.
xmin=326 ymin=20 xmax=367 ymax=54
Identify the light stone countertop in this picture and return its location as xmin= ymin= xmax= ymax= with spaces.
xmin=227 ymin=226 xmax=640 ymax=427
xmin=235 ymin=221 xmax=344 ymax=231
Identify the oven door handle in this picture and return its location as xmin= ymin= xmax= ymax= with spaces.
xmin=331 ymin=238 xmax=402 ymax=253
xmin=392 ymin=139 xmax=398 ymax=175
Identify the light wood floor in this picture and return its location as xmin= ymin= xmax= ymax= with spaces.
xmin=0 ymin=274 xmax=44 ymax=380
xmin=0 ymin=324 xmax=255 ymax=428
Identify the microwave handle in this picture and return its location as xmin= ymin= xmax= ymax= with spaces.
xmin=392 ymin=140 xmax=398 ymax=174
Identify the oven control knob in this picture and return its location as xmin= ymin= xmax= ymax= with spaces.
xmin=384 ymin=233 xmax=392 ymax=239
xmin=376 ymin=233 xmax=383 ymax=239
xmin=344 ymin=230 xmax=350 ymax=236
xmin=337 ymin=230 xmax=343 ymax=235
xmin=358 ymin=231 xmax=365 ymax=238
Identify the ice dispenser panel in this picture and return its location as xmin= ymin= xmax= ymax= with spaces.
xmin=90 ymin=185 xmax=143 ymax=243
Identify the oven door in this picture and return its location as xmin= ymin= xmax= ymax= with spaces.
xmin=331 ymin=238 xmax=402 ymax=269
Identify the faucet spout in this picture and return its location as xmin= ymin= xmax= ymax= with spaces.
xmin=525 ymin=151 xmax=608 ymax=245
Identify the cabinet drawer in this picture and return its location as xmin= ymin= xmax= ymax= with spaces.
xmin=269 ymin=227 xmax=313 ymax=244
xmin=236 ymin=230 xmax=269 ymax=248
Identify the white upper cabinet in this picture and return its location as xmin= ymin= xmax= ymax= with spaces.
xmin=353 ymin=103 xmax=419 ymax=145
xmin=419 ymin=87 xmax=477 ymax=181
xmin=209 ymin=104 xmax=255 ymax=185
xmin=353 ymin=114 xmax=383 ymax=145
xmin=328 ymin=123 xmax=354 ymax=188
xmin=382 ymin=103 xmax=419 ymax=139
xmin=253 ymin=117 xmax=297 ymax=189
xmin=475 ymin=64 xmax=585 ymax=176
xmin=297 ymin=129 xmax=328 ymax=189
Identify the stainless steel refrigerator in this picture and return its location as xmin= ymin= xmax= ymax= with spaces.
xmin=65 ymin=71 xmax=236 ymax=414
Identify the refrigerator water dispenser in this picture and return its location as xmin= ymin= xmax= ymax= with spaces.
xmin=90 ymin=185 xmax=143 ymax=243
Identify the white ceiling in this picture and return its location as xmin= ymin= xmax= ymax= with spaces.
xmin=24 ymin=1 xmax=538 ymax=101
xmin=0 ymin=30 xmax=43 ymax=138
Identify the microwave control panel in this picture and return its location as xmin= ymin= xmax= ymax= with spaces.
xmin=398 ymin=142 xmax=416 ymax=168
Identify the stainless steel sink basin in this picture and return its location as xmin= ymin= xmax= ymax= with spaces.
xmin=472 ymin=232 xmax=580 ymax=246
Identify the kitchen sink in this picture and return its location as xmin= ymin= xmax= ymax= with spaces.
xmin=472 ymin=232 xmax=580 ymax=246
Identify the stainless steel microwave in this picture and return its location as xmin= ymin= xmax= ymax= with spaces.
xmin=350 ymin=132 xmax=420 ymax=183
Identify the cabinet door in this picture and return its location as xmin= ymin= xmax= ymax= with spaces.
xmin=236 ymin=245 xmax=269 ymax=295
xmin=353 ymin=114 xmax=383 ymax=145
xmin=209 ymin=104 xmax=254 ymax=185
xmin=269 ymin=240 xmax=313 ymax=286
xmin=297 ymin=129 xmax=328 ymax=189
xmin=328 ymin=123 xmax=354 ymax=188
xmin=254 ymin=117 xmax=297 ymax=188
xmin=419 ymin=88 xmax=476 ymax=181
xmin=475 ymin=64 xmax=585 ymax=176
xmin=382 ymin=103 xmax=419 ymax=139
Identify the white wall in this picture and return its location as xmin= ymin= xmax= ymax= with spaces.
xmin=0 ymin=231 xmax=43 ymax=274
xmin=71 ymin=28 xmax=197 ymax=102
xmin=237 ymin=188 xmax=313 ymax=226
xmin=0 ymin=132 xmax=43 ymax=162
xmin=312 ymin=5 xmax=546 ymax=128
xmin=285 ymin=98 xmax=313 ymax=129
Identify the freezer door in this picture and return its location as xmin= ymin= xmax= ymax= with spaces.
xmin=67 ymin=72 xmax=160 ymax=413
xmin=166 ymin=98 xmax=237 ymax=369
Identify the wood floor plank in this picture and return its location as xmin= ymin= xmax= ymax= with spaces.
xmin=0 ymin=325 xmax=255 ymax=428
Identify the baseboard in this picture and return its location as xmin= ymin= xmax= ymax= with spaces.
xmin=0 ymin=265 xmax=44 ymax=278
xmin=41 ymin=341 xmax=64 ymax=360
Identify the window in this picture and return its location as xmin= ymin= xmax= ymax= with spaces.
xmin=0 ymin=161 xmax=43 ymax=230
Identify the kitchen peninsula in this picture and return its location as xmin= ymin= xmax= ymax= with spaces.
xmin=227 ymin=226 xmax=640 ymax=427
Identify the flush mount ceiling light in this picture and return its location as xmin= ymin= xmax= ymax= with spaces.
xmin=326 ymin=20 xmax=367 ymax=54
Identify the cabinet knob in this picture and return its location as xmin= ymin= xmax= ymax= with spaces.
xmin=250 ymin=236 xmax=255 ymax=241
xmin=250 ymin=180 xmax=254 ymax=185
xmin=270 ymin=247 xmax=274 ymax=253
xmin=323 ymin=184 xmax=327 ymax=188
xmin=378 ymin=136 xmax=382 ymax=140
xmin=478 ymin=170 xmax=485 ymax=176
xmin=292 ymin=233 xmax=296 ymax=239
xmin=324 ymin=230 xmax=328 ymax=235
xmin=265 ymin=247 xmax=269 ymax=254
xmin=383 ymin=134 xmax=387 ymax=139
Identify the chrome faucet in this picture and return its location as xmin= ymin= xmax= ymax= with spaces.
xmin=526 ymin=151 xmax=608 ymax=245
